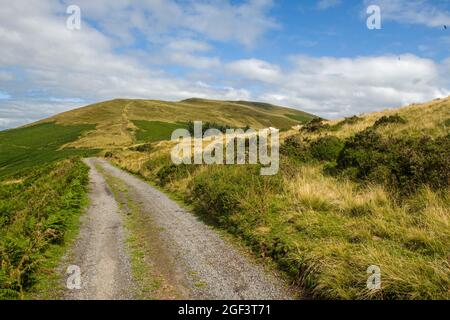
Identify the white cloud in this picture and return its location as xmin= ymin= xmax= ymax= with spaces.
xmin=155 ymin=39 xmax=221 ymax=69
xmin=364 ymin=0 xmax=450 ymax=28
xmin=227 ymin=59 xmax=282 ymax=83
xmin=0 ymin=1 xmax=261 ymax=129
xmin=0 ymin=71 xmax=13 ymax=81
xmin=183 ymin=0 xmax=278 ymax=47
xmin=0 ymin=99 xmax=84 ymax=130
xmin=0 ymin=91 xmax=11 ymax=100
xmin=227 ymin=55 xmax=450 ymax=118
xmin=0 ymin=1 xmax=252 ymax=108
xmin=62 ymin=0 xmax=277 ymax=47
xmin=166 ymin=39 xmax=212 ymax=52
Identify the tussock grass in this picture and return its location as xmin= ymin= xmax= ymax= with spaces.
xmin=322 ymin=97 xmax=450 ymax=140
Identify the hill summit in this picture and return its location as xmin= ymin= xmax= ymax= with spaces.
xmin=35 ymin=98 xmax=315 ymax=149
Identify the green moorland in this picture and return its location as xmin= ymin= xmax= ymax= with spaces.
xmin=0 ymin=122 xmax=97 ymax=178
xmin=110 ymin=97 xmax=450 ymax=299
xmin=0 ymin=122 xmax=97 ymax=298
xmin=0 ymin=96 xmax=448 ymax=299
xmin=133 ymin=120 xmax=189 ymax=143
xmin=0 ymin=158 xmax=90 ymax=299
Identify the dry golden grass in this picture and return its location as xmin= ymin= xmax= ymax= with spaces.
xmin=30 ymin=98 xmax=313 ymax=149
xmin=107 ymin=96 xmax=450 ymax=299
xmin=0 ymin=179 xmax=24 ymax=185
xmin=322 ymin=96 xmax=450 ymax=140
xmin=278 ymin=164 xmax=449 ymax=299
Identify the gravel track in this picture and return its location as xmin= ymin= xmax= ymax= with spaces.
xmin=63 ymin=159 xmax=134 ymax=300
xmin=89 ymin=158 xmax=293 ymax=300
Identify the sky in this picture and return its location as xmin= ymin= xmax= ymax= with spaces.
xmin=0 ymin=0 xmax=449 ymax=130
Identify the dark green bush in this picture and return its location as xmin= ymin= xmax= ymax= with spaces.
xmin=335 ymin=130 xmax=449 ymax=194
xmin=280 ymin=135 xmax=312 ymax=162
xmin=156 ymin=163 xmax=198 ymax=186
xmin=336 ymin=130 xmax=386 ymax=180
xmin=340 ymin=115 xmax=363 ymax=126
xmin=330 ymin=116 xmax=363 ymax=131
xmin=390 ymin=134 xmax=449 ymax=192
xmin=373 ymin=114 xmax=407 ymax=128
xmin=281 ymin=135 xmax=344 ymax=163
xmin=189 ymin=165 xmax=282 ymax=226
xmin=186 ymin=121 xmax=252 ymax=136
xmin=310 ymin=136 xmax=344 ymax=162
xmin=301 ymin=118 xmax=329 ymax=133
xmin=190 ymin=171 xmax=244 ymax=224
xmin=104 ymin=151 xmax=113 ymax=158
xmin=187 ymin=121 xmax=234 ymax=135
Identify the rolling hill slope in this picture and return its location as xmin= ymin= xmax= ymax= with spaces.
xmin=0 ymin=98 xmax=314 ymax=178
xmin=35 ymin=98 xmax=315 ymax=149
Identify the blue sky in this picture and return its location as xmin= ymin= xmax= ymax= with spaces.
xmin=0 ymin=0 xmax=449 ymax=129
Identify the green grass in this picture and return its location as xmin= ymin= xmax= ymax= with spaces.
xmin=0 ymin=158 xmax=90 ymax=299
xmin=132 ymin=120 xmax=188 ymax=143
xmin=0 ymin=122 xmax=97 ymax=299
xmin=111 ymin=97 xmax=450 ymax=299
xmin=132 ymin=156 xmax=449 ymax=299
xmin=285 ymin=113 xmax=316 ymax=123
xmin=0 ymin=123 xmax=98 ymax=178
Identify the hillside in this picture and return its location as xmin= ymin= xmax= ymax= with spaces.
xmin=0 ymin=98 xmax=314 ymax=178
xmin=108 ymin=96 xmax=450 ymax=299
xmin=36 ymin=98 xmax=315 ymax=149
xmin=282 ymin=96 xmax=449 ymax=141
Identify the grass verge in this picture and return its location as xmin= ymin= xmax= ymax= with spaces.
xmin=0 ymin=158 xmax=90 ymax=299
xmin=109 ymin=135 xmax=449 ymax=299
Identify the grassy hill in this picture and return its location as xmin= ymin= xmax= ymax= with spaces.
xmin=35 ymin=98 xmax=315 ymax=149
xmin=109 ymin=96 xmax=450 ymax=299
xmin=0 ymin=98 xmax=314 ymax=179
xmin=0 ymin=123 xmax=97 ymax=178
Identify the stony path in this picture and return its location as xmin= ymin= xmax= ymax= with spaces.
xmin=63 ymin=158 xmax=134 ymax=300
xmin=63 ymin=157 xmax=293 ymax=300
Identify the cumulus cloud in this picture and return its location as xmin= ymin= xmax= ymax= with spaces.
xmin=227 ymin=59 xmax=282 ymax=83
xmin=0 ymin=0 xmax=275 ymax=89
xmin=0 ymin=1 xmax=253 ymax=116
xmin=227 ymin=55 xmax=450 ymax=118
xmin=0 ymin=71 xmax=13 ymax=82
xmin=364 ymin=0 xmax=450 ymax=28
xmin=0 ymin=99 xmax=84 ymax=130
xmin=61 ymin=0 xmax=277 ymax=47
